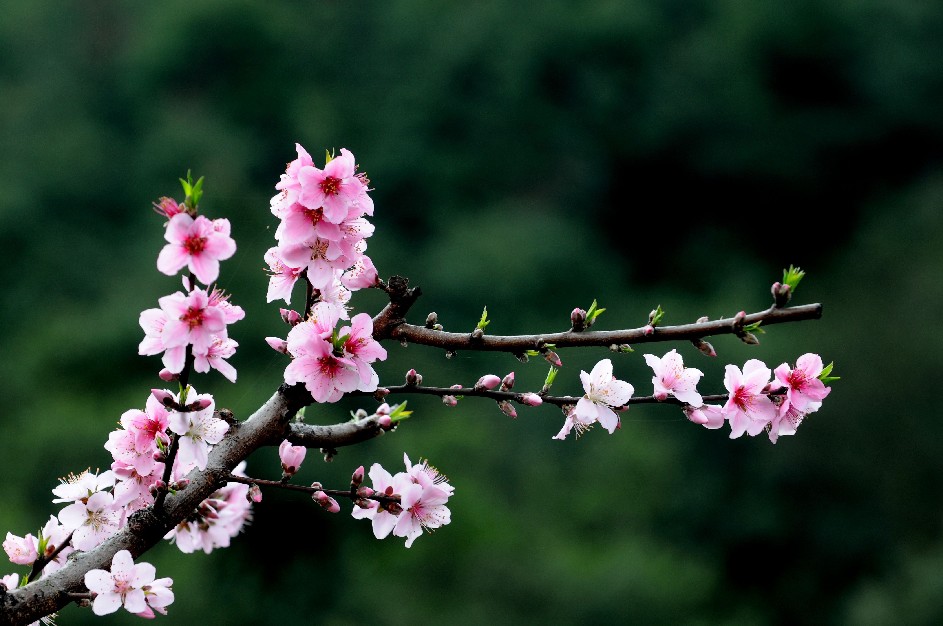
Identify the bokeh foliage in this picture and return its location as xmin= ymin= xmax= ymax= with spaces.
xmin=1 ymin=1 xmax=942 ymax=624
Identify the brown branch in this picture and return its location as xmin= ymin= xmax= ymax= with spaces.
xmin=376 ymin=300 xmax=822 ymax=352
xmin=224 ymin=474 xmax=400 ymax=505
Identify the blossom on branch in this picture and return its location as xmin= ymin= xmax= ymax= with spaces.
xmin=553 ymin=359 xmax=634 ymax=440
xmin=643 ymin=349 xmax=704 ymax=406
xmin=84 ymin=550 xmax=173 ymax=617
xmin=157 ymin=213 xmax=236 ymax=285
xmin=722 ymin=359 xmax=778 ymax=438
xmin=773 ymin=353 xmax=831 ymax=414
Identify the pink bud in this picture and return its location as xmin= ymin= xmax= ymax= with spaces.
xmin=475 ymin=374 xmax=501 ymax=391
xmin=279 ymin=308 xmax=302 ymax=326
xmin=543 ymin=350 xmax=562 ymax=367
xmin=153 ymin=196 xmax=183 ymax=219
xmin=374 ymin=387 xmax=390 ymax=400
xmin=313 ymin=491 xmax=341 ymax=513
xmin=351 ymin=466 xmax=365 ymax=488
xmin=357 ymin=486 xmax=375 ymax=498
xmin=571 ymin=307 xmax=587 ymax=331
xmin=442 ymin=395 xmax=458 ymax=407
xmin=196 ymin=398 xmax=212 ymax=410
xmin=520 ymin=392 xmax=543 ymax=407
xmin=375 ymin=403 xmax=391 ymax=416
xmin=500 ymin=372 xmax=515 ymax=391
xmin=497 ymin=400 xmax=517 ymax=418
xmin=247 ymin=484 xmax=263 ymax=503
xmin=405 ymin=369 xmax=422 ymax=385
xmin=654 ymin=391 xmax=668 ymax=401
xmin=171 ymin=479 xmax=190 ymax=491
xmin=266 ymin=337 xmax=289 ymax=354
xmin=279 ymin=440 xmax=307 ymax=476
xmin=150 ymin=389 xmax=175 ymax=407
xmin=642 ymin=324 xmax=654 ymax=336
xmin=158 ymin=368 xmax=177 ymax=382
xmin=378 ymin=415 xmax=392 ymax=429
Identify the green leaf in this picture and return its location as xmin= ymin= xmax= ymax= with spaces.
xmin=649 ymin=304 xmax=665 ymax=326
xmin=782 ymin=264 xmax=806 ymax=291
xmin=818 ymin=361 xmax=839 ymax=384
xmin=389 ymin=402 xmax=412 ymax=423
xmin=476 ymin=307 xmax=490 ymax=331
xmin=744 ymin=321 xmax=765 ymax=334
xmin=325 ymin=148 xmax=333 ymax=164
xmin=586 ymin=299 xmax=606 ymax=324
xmin=544 ymin=366 xmax=558 ymax=388
xmin=524 ymin=349 xmax=540 ymax=357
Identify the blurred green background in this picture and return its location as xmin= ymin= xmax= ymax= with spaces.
xmin=1 ymin=1 xmax=942 ymax=624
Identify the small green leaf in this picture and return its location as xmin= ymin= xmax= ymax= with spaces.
xmin=649 ymin=304 xmax=665 ymax=326
xmin=818 ymin=362 xmax=839 ymax=384
xmin=524 ymin=349 xmax=540 ymax=357
xmin=389 ymin=402 xmax=413 ymax=423
xmin=544 ymin=366 xmax=558 ymax=388
xmin=586 ymin=299 xmax=606 ymax=324
xmin=782 ymin=264 xmax=805 ymax=292
xmin=744 ymin=321 xmax=765 ymax=334
xmin=476 ymin=307 xmax=490 ymax=331
xmin=325 ymin=149 xmax=333 ymax=164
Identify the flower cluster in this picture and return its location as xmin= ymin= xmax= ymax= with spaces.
xmin=352 ymin=454 xmax=454 ymax=548
xmin=265 ymin=144 xmax=378 ymax=314
xmin=683 ymin=353 xmax=832 ymax=443
xmin=165 ymin=462 xmax=253 ymax=554
xmin=85 ymin=550 xmax=173 ymax=617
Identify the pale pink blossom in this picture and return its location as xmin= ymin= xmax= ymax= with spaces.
xmin=279 ymin=238 xmax=352 ymax=290
xmin=393 ymin=482 xmax=452 ymax=548
xmin=1 ymin=573 xmax=18 ymax=590
xmin=773 ymin=353 xmax=831 ymax=414
xmin=165 ymin=465 xmax=252 ymax=554
xmin=554 ymin=359 xmax=634 ymax=440
xmin=157 ymin=213 xmax=236 ymax=285
xmin=341 ymin=254 xmax=378 ymax=290
xmin=643 ymin=349 xmax=704 ymax=406
xmin=264 ymin=247 xmax=303 ymax=304
xmin=167 ymin=390 xmax=228 ymax=472
xmin=768 ymin=401 xmax=810 ymax=444
xmin=722 ymin=359 xmax=778 ymax=439
xmin=351 ymin=464 xmax=407 ymax=540
xmin=3 ymin=532 xmax=37 ymax=565
xmin=279 ymin=440 xmax=307 ymax=476
xmin=136 ymin=577 xmax=175 ymax=618
xmin=276 ymin=203 xmax=343 ymax=245
xmin=520 ymin=393 xmax=543 ymax=407
xmin=193 ymin=336 xmax=239 ymax=382
xmin=339 ymin=313 xmax=387 ymax=392
xmin=52 ymin=469 xmax=116 ymax=504
xmin=315 ymin=276 xmax=353 ymax=321
xmin=155 ymin=288 xmax=227 ymax=372
xmin=475 ymin=375 xmax=501 ymax=391
xmin=683 ymin=404 xmax=726 ymax=429
xmin=58 ymin=491 xmax=120 ymax=551
xmin=34 ymin=516 xmax=74 ymax=577
xmin=403 ymin=454 xmax=454 ymax=496
xmin=84 ymin=550 xmax=167 ymax=616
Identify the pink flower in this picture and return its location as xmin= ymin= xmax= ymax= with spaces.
xmin=351 ymin=464 xmax=407 ymax=540
xmin=52 ymin=469 xmax=116 ymax=504
xmin=58 ymin=491 xmax=120 ymax=551
xmin=284 ymin=321 xmax=360 ymax=403
xmin=84 ymin=550 xmax=166 ymax=616
xmin=298 ymin=149 xmax=366 ymax=223
xmin=773 ymin=353 xmax=831 ymax=414
xmin=475 ymin=374 xmax=502 ymax=391
xmin=35 ymin=516 xmax=74 ymax=576
xmin=167 ymin=389 xmax=228 ymax=472
xmin=136 ymin=577 xmax=175 ymax=618
xmin=342 ymin=254 xmax=378 ymax=290
xmin=277 ymin=203 xmax=343 ymax=245
xmin=1 ymin=573 xmax=18 ymax=591
xmin=152 ymin=196 xmax=184 ymax=220
xmin=264 ymin=247 xmax=303 ymax=304
xmin=193 ymin=336 xmax=239 ymax=383
xmin=165 ymin=465 xmax=252 ymax=554
xmin=722 ymin=359 xmax=778 ymax=439
xmin=157 ymin=214 xmax=236 ymax=285
xmin=554 ymin=359 xmax=634 ymax=440
xmin=279 ymin=440 xmax=307 ymax=476
xmin=339 ymin=313 xmax=388 ymax=392
xmin=393 ymin=482 xmax=452 ymax=548
xmin=3 ymin=532 xmax=38 ymax=565
xmin=643 ymin=349 xmax=704 ymax=406
xmin=279 ymin=238 xmax=352 ymax=290
xmin=520 ymin=392 xmax=543 ymax=407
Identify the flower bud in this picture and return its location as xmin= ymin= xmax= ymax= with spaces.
xmin=740 ymin=332 xmax=760 ymax=346
xmin=442 ymin=395 xmax=458 ymax=407
xmin=374 ymin=387 xmax=390 ymax=401
xmin=542 ymin=350 xmax=562 ymax=367
xmin=475 ymin=374 xmax=502 ymax=391
xmin=732 ymin=310 xmax=746 ymax=328
xmin=170 ymin=479 xmax=190 ymax=491
xmin=405 ymin=369 xmax=422 ymax=386
xmin=691 ymin=338 xmax=717 ymax=357
xmin=158 ymin=368 xmax=178 ymax=382
xmin=696 ymin=316 xmax=709 ymax=324
xmin=152 ymin=450 xmax=167 ymax=463
xmin=497 ymin=400 xmax=517 ymax=418
xmin=279 ymin=308 xmax=302 ymax=326
xmin=385 ymin=501 xmax=403 ymax=516
xmin=570 ymin=308 xmax=587 ymax=331
xmin=279 ymin=440 xmax=307 ymax=476
xmin=313 ymin=491 xmax=341 ymax=513
xmin=500 ymin=372 xmax=515 ymax=391
xmin=351 ymin=465 xmax=365 ymax=489
xmin=425 ymin=312 xmax=439 ymax=329
xmin=353 ymin=408 xmax=369 ymax=419
xmin=357 ymin=486 xmax=375 ymax=498
xmin=771 ymin=282 xmax=791 ymax=307
xmin=519 ymin=392 xmax=543 ymax=407
xmin=266 ymin=337 xmax=289 ymax=354
xmin=150 ymin=389 xmax=175 ymax=407
xmin=642 ymin=324 xmax=654 ymax=336
xmin=471 ymin=327 xmax=484 ymax=340
xmin=247 ymin=484 xmax=263 ymax=503
xmin=377 ymin=415 xmax=392 ymax=429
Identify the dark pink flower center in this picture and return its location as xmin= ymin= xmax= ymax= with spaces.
xmin=733 ymin=387 xmax=751 ymax=410
xmin=304 ymin=207 xmax=324 ymax=225
xmin=180 ymin=307 xmax=205 ymax=329
xmin=183 ymin=234 xmax=207 ymax=255
xmin=786 ymin=370 xmax=808 ymax=390
xmin=320 ymin=176 xmax=341 ymax=196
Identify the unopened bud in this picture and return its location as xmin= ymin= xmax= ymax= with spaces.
xmin=696 ymin=316 xmax=709 ymax=324
xmin=642 ymin=324 xmax=654 ymax=336
xmin=357 ymin=486 xmax=375 ymax=498
xmin=158 ymin=368 xmax=177 ymax=382
xmin=351 ymin=466 xmax=365 ymax=489
xmin=648 ymin=309 xmax=658 ymax=324
xmin=149 ymin=481 xmax=167 ymax=496
xmin=170 ymin=479 xmax=190 ymax=491
xmin=425 ymin=312 xmax=439 ymax=329
xmin=570 ymin=308 xmax=587 ymax=331
xmin=520 ymin=392 xmax=543 ymax=407
xmin=246 ymin=484 xmax=263 ymax=503
xmin=732 ymin=310 xmax=746 ymax=327
xmin=475 ymin=374 xmax=502 ymax=391
xmin=377 ymin=415 xmax=392 ymax=429
xmin=385 ymin=501 xmax=403 ymax=515
xmin=405 ymin=369 xmax=422 ymax=386
xmin=740 ymin=332 xmax=760 ymax=346
xmin=313 ymin=491 xmax=341 ymax=513
xmin=266 ymin=337 xmax=289 ymax=354
xmin=542 ymin=350 xmax=562 ymax=367
xmin=442 ymin=395 xmax=458 ymax=407
xmin=691 ymin=338 xmax=717 ymax=357
xmin=500 ymin=372 xmax=515 ymax=391
xmin=471 ymin=327 xmax=484 ymax=340
xmin=150 ymin=389 xmax=175 ymax=407
xmin=374 ymin=387 xmax=390 ymax=401
xmin=152 ymin=450 xmax=167 ymax=463
xmin=771 ymin=282 xmax=791 ymax=307
xmin=353 ymin=408 xmax=369 ymax=419
xmin=279 ymin=308 xmax=302 ymax=326
xmin=497 ymin=400 xmax=518 ymax=418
